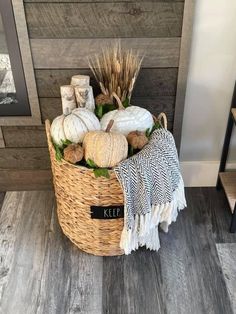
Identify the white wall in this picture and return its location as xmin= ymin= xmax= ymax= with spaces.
xmin=180 ymin=0 xmax=236 ymax=186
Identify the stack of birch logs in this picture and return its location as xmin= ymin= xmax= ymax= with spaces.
xmin=60 ymin=75 xmax=95 ymax=114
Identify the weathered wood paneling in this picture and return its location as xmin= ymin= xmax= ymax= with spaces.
xmin=35 ymin=69 xmax=99 ymax=97
xmin=35 ymin=68 xmax=178 ymax=98
xmin=0 ymin=148 xmax=50 ymax=169
xmin=31 ymin=38 xmax=180 ymax=69
xmin=0 ymin=170 xmax=52 ymax=191
xmin=40 ymin=96 xmax=175 ymax=129
xmin=25 ymin=2 xmax=184 ymax=38
xmin=40 ymin=98 xmax=62 ymax=122
xmin=0 ymin=0 xmax=190 ymax=180
xmin=2 ymin=126 xmax=47 ymax=148
xmin=135 ymin=68 xmax=178 ymax=96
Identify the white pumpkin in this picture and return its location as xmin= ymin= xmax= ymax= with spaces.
xmin=100 ymin=105 xmax=153 ymax=137
xmin=100 ymin=92 xmax=153 ymax=136
xmin=51 ymin=108 xmax=100 ymax=146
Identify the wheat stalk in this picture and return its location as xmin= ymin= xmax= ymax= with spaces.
xmin=88 ymin=41 xmax=143 ymax=103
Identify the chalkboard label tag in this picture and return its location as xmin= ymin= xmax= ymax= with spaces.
xmin=91 ymin=205 xmax=124 ymax=219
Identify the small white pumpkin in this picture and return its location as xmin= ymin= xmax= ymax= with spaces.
xmin=51 ymin=108 xmax=100 ymax=146
xmin=100 ymin=93 xmax=153 ymax=136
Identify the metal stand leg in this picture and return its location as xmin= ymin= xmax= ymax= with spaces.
xmin=216 ymin=114 xmax=234 ymax=190
xmin=230 ymin=203 xmax=236 ymax=233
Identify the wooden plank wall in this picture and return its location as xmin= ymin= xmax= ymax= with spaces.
xmin=0 ymin=0 xmax=186 ymax=190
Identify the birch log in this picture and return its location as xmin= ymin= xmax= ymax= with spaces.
xmin=60 ymin=85 xmax=76 ymax=114
xmin=74 ymin=85 xmax=95 ymax=111
xmin=71 ymin=75 xmax=90 ymax=87
xmin=87 ymin=86 xmax=95 ymax=111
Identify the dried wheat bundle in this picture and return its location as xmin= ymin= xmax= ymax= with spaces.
xmin=88 ymin=41 xmax=143 ymax=103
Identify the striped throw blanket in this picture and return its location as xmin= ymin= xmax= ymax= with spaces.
xmin=114 ymin=128 xmax=186 ymax=254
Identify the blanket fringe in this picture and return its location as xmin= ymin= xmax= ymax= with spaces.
xmin=120 ymin=178 xmax=186 ymax=254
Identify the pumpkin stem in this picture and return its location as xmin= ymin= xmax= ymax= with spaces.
xmin=112 ymin=92 xmax=125 ymax=110
xmin=105 ymin=119 xmax=114 ymax=132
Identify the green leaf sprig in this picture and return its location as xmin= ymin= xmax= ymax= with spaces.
xmin=95 ymin=103 xmax=116 ymax=119
xmin=146 ymin=121 xmax=161 ymax=139
xmin=95 ymin=98 xmax=129 ymax=120
xmin=86 ymin=159 xmax=110 ymax=179
xmin=53 ymin=139 xmax=72 ymax=161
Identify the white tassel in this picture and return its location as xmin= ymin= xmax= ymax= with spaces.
xmin=120 ymin=178 xmax=187 ymax=255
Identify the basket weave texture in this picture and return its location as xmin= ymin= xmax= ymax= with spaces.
xmin=45 ymin=120 xmax=124 ymax=256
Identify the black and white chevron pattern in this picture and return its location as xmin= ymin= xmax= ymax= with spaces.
xmin=114 ymin=128 xmax=186 ymax=253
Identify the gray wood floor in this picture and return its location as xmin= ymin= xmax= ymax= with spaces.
xmin=217 ymin=243 xmax=236 ymax=313
xmin=0 ymin=188 xmax=235 ymax=314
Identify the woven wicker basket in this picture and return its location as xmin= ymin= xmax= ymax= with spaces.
xmin=45 ymin=120 xmax=124 ymax=256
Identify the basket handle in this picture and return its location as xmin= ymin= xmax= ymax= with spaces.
xmin=45 ymin=119 xmax=52 ymax=146
xmin=157 ymin=112 xmax=167 ymax=130
xmin=45 ymin=119 xmax=56 ymax=159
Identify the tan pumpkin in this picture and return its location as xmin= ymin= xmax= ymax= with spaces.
xmin=95 ymin=93 xmax=113 ymax=105
xmin=63 ymin=144 xmax=84 ymax=164
xmin=127 ymin=131 xmax=149 ymax=150
xmin=83 ymin=120 xmax=128 ymax=168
